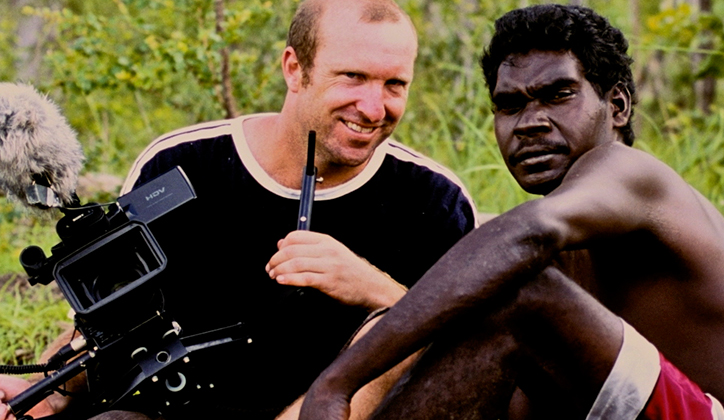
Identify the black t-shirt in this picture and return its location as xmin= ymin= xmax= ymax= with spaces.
xmin=119 ymin=114 xmax=477 ymax=417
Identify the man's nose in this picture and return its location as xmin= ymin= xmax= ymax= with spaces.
xmin=356 ymin=84 xmax=386 ymax=123
xmin=513 ymin=101 xmax=551 ymax=137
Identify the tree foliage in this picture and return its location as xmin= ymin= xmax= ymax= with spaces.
xmin=24 ymin=0 xmax=286 ymax=113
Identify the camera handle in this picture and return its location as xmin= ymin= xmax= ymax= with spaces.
xmin=7 ymin=351 xmax=95 ymax=418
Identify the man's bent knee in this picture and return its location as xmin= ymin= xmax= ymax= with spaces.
xmin=88 ymin=410 xmax=156 ymax=420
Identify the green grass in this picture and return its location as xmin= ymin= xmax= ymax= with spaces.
xmin=636 ymin=108 xmax=724 ymax=210
xmin=0 ymin=276 xmax=71 ymax=366
xmin=0 ymin=203 xmax=71 ymax=366
xmin=0 ymin=203 xmax=62 ymax=276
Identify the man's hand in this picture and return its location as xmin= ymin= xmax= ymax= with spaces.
xmin=266 ymin=231 xmax=407 ymax=310
xmin=0 ymin=375 xmax=55 ymax=420
xmin=0 ymin=328 xmax=85 ymax=420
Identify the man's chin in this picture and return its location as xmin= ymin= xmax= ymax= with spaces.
xmin=330 ymin=145 xmax=379 ymax=167
xmin=516 ymin=171 xmax=564 ymax=196
xmin=338 ymin=156 xmax=373 ymax=168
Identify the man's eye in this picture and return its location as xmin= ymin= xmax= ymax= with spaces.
xmin=495 ymin=101 xmax=524 ymax=114
xmin=345 ymin=73 xmax=362 ymax=80
xmin=549 ymin=89 xmax=574 ymax=102
xmin=386 ymin=79 xmax=407 ymax=93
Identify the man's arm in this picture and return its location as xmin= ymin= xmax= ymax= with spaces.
xmin=298 ymin=203 xmax=564 ymax=419
xmin=298 ymin=143 xmax=673 ymax=419
xmin=0 ymin=326 xmax=87 ymax=419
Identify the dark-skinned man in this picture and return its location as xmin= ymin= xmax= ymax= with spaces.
xmin=299 ymin=5 xmax=724 ymax=420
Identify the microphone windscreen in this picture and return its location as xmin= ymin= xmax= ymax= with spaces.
xmin=0 ymin=82 xmax=84 ymax=207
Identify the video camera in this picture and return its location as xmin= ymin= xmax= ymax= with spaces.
xmin=2 ymin=131 xmax=319 ymax=419
xmin=3 ymin=167 xmax=255 ymax=419
xmin=22 ymin=166 xmax=193 ymax=344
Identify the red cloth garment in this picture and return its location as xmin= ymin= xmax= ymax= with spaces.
xmin=641 ymin=353 xmax=715 ymax=420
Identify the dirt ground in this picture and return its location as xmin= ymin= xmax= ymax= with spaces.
xmin=0 ymin=272 xmax=64 ymax=300
xmin=0 ymin=272 xmax=29 ymax=291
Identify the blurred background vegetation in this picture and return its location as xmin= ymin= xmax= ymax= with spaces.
xmin=0 ymin=0 xmax=723 ymax=364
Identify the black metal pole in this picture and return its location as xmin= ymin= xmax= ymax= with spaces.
xmin=297 ymin=131 xmax=317 ymax=231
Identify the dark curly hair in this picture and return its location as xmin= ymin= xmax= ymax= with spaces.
xmin=481 ymin=4 xmax=637 ymax=145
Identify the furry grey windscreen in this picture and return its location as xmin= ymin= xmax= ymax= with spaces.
xmin=0 ymin=82 xmax=84 ymax=206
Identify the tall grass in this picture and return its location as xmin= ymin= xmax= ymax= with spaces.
xmin=0 ymin=277 xmax=70 ymax=365
xmin=636 ymin=108 xmax=724 ymax=210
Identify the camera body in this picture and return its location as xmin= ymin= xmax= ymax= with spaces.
xmin=22 ymin=166 xmax=195 ymax=344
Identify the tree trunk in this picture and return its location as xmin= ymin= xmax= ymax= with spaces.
xmin=13 ymin=0 xmax=45 ymax=81
xmin=214 ymin=0 xmax=239 ymax=119
xmin=695 ymin=0 xmax=715 ymax=114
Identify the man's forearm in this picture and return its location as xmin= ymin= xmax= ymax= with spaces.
xmin=300 ymin=202 xmax=561 ymax=417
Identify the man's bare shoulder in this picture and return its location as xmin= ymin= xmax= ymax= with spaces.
xmin=538 ymin=141 xmax=723 ymax=248
xmin=550 ymin=141 xmax=706 ymax=212
xmin=578 ymin=142 xmax=722 ymax=221
xmin=560 ymin=142 xmax=676 ymax=191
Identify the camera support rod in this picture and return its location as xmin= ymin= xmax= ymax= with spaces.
xmin=297 ymin=131 xmax=317 ymax=231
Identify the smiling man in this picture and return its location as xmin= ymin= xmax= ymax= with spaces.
xmin=300 ymin=5 xmax=724 ymax=420
xmin=0 ymin=1 xmax=477 ymax=420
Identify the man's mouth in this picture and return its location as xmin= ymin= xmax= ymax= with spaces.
xmin=517 ymin=152 xmax=556 ymax=167
xmin=510 ymin=145 xmax=568 ymax=168
xmin=344 ymin=120 xmax=375 ymax=134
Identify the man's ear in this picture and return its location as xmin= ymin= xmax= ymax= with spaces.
xmin=610 ymin=83 xmax=632 ymax=128
xmin=282 ymin=46 xmax=303 ymax=93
